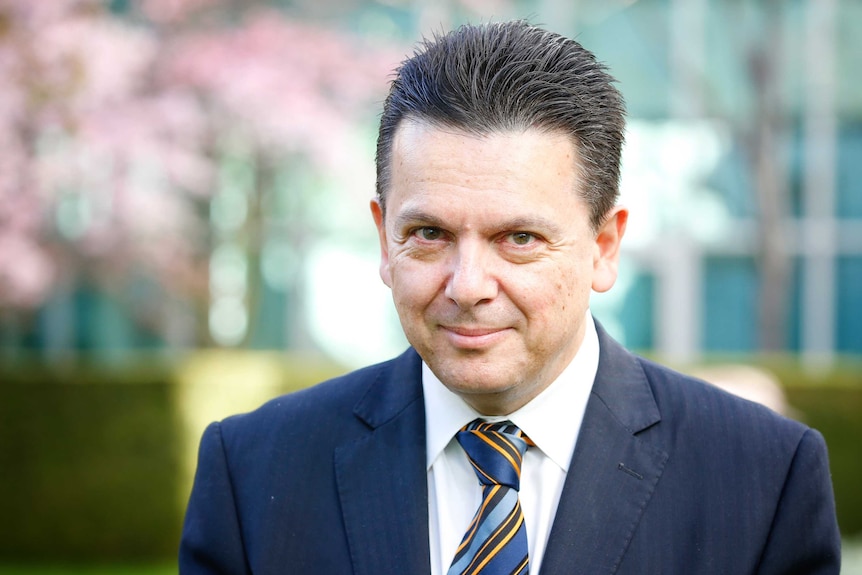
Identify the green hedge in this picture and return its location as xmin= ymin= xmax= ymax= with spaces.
xmin=0 ymin=352 xmax=345 ymax=564
xmin=0 ymin=354 xmax=859 ymax=563
xmin=784 ymin=386 xmax=862 ymax=536
xmin=0 ymin=365 xmax=182 ymax=562
xmin=0 ymin=382 xmax=180 ymax=559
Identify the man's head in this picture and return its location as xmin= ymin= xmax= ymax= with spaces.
xmin=371 ymin=21 xmax=628 ymax=415
xmin=375 ymin=20 xmax=626 ymax=231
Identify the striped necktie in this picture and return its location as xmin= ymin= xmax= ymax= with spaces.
xmin=447 ymin=420 xmax=530 ymax=575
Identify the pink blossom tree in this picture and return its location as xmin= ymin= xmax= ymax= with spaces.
xmin=0 ymin=0 xmax=400 ymax=344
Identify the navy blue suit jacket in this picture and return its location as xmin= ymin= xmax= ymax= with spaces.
xmin=179 ymin=324 xmax=841 ymax=574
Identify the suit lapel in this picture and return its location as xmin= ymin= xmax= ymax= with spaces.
xmin=334 ymin=349 xmax=431 ymax=575
xmin=540 ymin=324 xmax=669 ymax=575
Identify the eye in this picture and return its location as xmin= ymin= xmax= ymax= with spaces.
xmin=508 ymin=232 xmax=536 ymax=246
xmin=413 ymin=227 xmax=444 ymax=241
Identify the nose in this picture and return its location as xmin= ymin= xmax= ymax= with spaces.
xmin=444 ymin=240 xmax=498 ymax=309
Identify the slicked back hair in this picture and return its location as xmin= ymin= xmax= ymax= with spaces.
xmin=375 ymin=20 xmax=626 ymax=231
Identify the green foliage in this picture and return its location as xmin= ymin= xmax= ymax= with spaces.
xmin=784 ymin=386 xmax=862 ymax=536
xmin=0 ymin=366 xmax=182 ymax=562
xmin=0 ymin=351 xmax=346 ymax=563
xmin=0 ymin=564 xmax=174 ymax=575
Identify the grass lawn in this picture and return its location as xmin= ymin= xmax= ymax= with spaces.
xmin=0 ymin=565 xmax=174 ymax=575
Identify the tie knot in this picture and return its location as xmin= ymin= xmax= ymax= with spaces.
xmin=456 ymin=419 xmax=528 ymax=490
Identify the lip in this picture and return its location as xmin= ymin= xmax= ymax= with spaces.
xmin=440 ymin=325 xmax=510 ymax=349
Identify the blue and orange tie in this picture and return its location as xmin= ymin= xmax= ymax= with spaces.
xmin=447 ymin=420 xmax=530 ymax=575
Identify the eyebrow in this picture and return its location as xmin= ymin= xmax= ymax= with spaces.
xmin=392 ymin=207 xmax=446 ymax=229
xmin=499 ymin=215 xmax=564 ymax=236
xmin=393 ymin=207 xmax=564 ymax=236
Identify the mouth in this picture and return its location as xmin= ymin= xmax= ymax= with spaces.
xmin=440 ymin=325 xmax=511 ymax=349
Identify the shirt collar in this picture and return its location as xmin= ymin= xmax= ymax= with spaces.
xmin=423 ymin=311 xmax=600 ymax=472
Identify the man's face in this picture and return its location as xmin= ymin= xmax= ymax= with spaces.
xmin=371 ymin=120 xmax=627 ymax=415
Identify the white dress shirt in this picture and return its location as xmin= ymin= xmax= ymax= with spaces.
xmin=423 ymin=311 xmax=600 ymax=575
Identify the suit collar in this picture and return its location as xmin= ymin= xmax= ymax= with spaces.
xmin=335 ymin=349 xmax=432 ymax=575
xmin=352 ymin=348 xmax=425 ymax=429
xmin=588 ymin=322 xmax=661 ymax=434
xmin=540 ymin=322 xmax=668 ymax=575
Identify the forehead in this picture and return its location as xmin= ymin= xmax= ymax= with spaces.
xmin=386 ymin=120 xmax=589 ymax=227
xmin=389 ymin=119 xmax=581 ymax=190
xmin=392 ymin=118 xmax=577 ymax=157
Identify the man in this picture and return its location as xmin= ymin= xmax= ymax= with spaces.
xmin=180 ymin=21 xmax=841 ymax=574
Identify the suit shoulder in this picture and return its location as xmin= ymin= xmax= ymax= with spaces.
xmin=216 ymin=352 xmax=410 ymax=442
xmin=635 ymin=355 xmax=809 ymax=445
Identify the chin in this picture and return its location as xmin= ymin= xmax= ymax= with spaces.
xmin=438 ymin=365 xmax=522 ymax=395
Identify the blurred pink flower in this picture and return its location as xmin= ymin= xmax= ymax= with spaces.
xmin=0 ymin=0 xmax=214 ymax=311
xmin=163 ymin=11 xmax=399 ymax=167
xmin=0 ymin=232 xmax=55 ymax=308
xmin=0 ymin=0 xmax=402 ymax=331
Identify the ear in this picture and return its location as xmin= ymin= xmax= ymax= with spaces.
xmin=370 ymin=198 xmax=392 ymax=288
xmin=591 ymin=205 xmax=628 ymax=293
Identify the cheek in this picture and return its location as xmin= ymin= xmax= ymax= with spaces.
xmin=389 ymin=259 xmax=441 ymax=309
xmin=519 ymin=262 xmax=586 ymax=316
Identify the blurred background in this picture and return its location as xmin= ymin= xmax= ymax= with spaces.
xmin=0 ymin=0 xmax=860 ymax=572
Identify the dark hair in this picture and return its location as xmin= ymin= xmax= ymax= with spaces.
xmin=375 ymin=20 xmax=626 ymax=230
